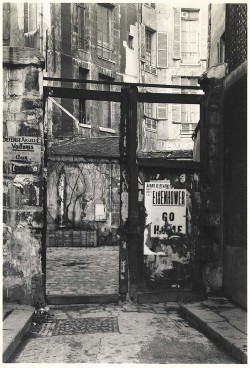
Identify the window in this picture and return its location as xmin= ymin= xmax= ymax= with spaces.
xmin=181 ymin=10 xmax=199 ymax=63
xmin=145 ymin=29 xmax=153 ymax=65
xmin=99 ymin=76 xmax=112 ymax=129
xmin=173 ymin=8 xmax=200 ymax=64
xmin=217 ymin=33 xmax=225 ymax=63
xmin=97 ymin=5 xmax=112 ymax=59
xmin=79 ymin=68 xmax=88 ymax=124
xmin=24 ymin=3 xmax=37 ymax=33
xmin=144 ymin=103 xmax=157 ymax=130
xmin=128 ymin=35 xmax=134 ymax=49
xmin=78 ymin=5 xmax=87 ymax=50
xmin=181 ymin=77 xmax=200 ymax=136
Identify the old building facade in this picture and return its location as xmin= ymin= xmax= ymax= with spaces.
xmin=3 ymin=3 xmax=246 ymax=307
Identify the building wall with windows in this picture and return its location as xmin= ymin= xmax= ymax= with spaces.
xmin=44 ymin=3 xmax=139 ymax=141
xmin=139 ymin=4 xmax=208 ymax=152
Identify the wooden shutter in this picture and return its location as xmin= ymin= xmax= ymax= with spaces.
xmin=173 ymin=8 xmax=181 ymax=59
xmin=157 ymin=104 xmax=168 ymax=119
xmin=172 ymin=76 xmax=181 ymax=123
xmin=141 ymin=24 xmax=146 ymax=60
xmin=157 ymin=32 xmax=168 ymax=68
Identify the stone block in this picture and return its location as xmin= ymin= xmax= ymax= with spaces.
xmin=22 ymin=98 xmax=43 ymax=110
xmin=25 ymin=68 xmax=39 ymax=92
xmin=8 ymin=99 xmax=22 ymax=113
xmin=8 ymin=80 xmax=24 ymax=96
xmin=9 ymin=68 xmax=24 ymax=82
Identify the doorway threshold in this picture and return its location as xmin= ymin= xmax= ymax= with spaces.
xmin=47 ymin=293 xmax=120 ymax=305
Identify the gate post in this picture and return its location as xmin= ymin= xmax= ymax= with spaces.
xmin=127 ymin=86 xmax=139 ymax=298
xmin=120 ymin=86 xmax=139 ymax=301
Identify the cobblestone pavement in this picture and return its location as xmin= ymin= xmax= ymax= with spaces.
xmin=46 ymin=247 xmax=119 ymax=295
xmin=11 ymin=302 xmax=238 ymax=364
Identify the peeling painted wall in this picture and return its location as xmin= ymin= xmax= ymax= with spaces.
xmin=3 ymin=46 xmax=45 ymax=306
xmin=47 ymin=160 xmax=120 ymax=247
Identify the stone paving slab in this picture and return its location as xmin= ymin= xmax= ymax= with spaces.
xmin=3 ymin=306 xmax=35 ymax=363
xmin=180 ymin=298 xmax=247 ymax=364
xmin=10 ymin=304 xmax=238 ymax=364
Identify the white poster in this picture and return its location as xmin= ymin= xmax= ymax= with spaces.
xmin=145 ymin=182 xmax=186 ymax=238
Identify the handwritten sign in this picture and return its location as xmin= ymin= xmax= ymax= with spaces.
xmin=145 ymin=182 xmax=187 ymax=238
xmin=3 ymin=136 xmax=41 ymax=163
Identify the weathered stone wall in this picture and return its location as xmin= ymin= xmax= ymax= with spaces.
xmin=199 ymin=64 xmax=227 ymax=293
xmin=3 ymin=46 xmax=45 ymax=306
xmin=223 ymin=65 xmax=247 ymax=308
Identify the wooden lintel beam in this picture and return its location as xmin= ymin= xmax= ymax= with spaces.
xmin=137 ymin=158 xmax=201 ymax=170
xmin=138 ymin=93 xmax=203 ymax=104
xmin=44 ymin=86 xmax=122 ymax=102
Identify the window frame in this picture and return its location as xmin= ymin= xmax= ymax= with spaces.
xmin=180 ymin=77 xmax=200 ymax=137
xmin=180 ymin=9 xmax=200 ymax=64
xmin=99 ymin=75 xmax=113 ymax=129
xmin=24 ymin=3 xmax=38 ymax=33
xmin=97 ymin=5 xmax=112 ymax=60
xmin=77 ymin=4 xmax=87 ymax=50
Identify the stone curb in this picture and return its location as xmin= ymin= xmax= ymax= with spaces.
xmin=180 ymin=304 xmax=247 ymax=364
xmin=3 ymin=308 xmax=35 ymax=363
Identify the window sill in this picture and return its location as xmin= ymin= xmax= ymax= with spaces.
xmin=146 ymin=128 xmax=157 ymax=132
xmin=180 ymin=62 xmax=201 ymax=66
xmin=97 ymin=56 xmax=116 ymax=64
xmin=79 ymin=123 xmax=91 ymax=129
xmin=99 ymin=127 xmax=117 ymax=134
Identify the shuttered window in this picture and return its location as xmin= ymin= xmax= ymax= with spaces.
xmin=157 ymin=32 xmax=168 ymax=68
xmin=157 ymin=104 xmax=168 ymax=119
xmin=173 ymin=8 xmax=181 ymax=59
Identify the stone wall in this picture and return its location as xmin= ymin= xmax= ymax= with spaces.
xmin=223 ymin=64 xmax=247 ymax=308
xmin=3 ymin=47 xmax=45 ymax=306
xmin=199 ymin=64 xmax=227 ymax=293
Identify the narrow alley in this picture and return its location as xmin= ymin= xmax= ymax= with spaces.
xmin=9 ymin=302 xmax=238 ymax=364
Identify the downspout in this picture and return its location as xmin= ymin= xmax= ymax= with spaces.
xmin=39 ymin=3 xmax=43 ymax=54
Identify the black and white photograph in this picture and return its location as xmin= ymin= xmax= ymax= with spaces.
xmin=2 ymin=1 xmax=247 ymax=364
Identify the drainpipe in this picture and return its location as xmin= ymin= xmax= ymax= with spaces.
xmin=39 ymin=3 xmax=43 ymax=54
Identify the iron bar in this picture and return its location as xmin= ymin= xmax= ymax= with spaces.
xmin=43 ymin=76 xmax=203 ymax=90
